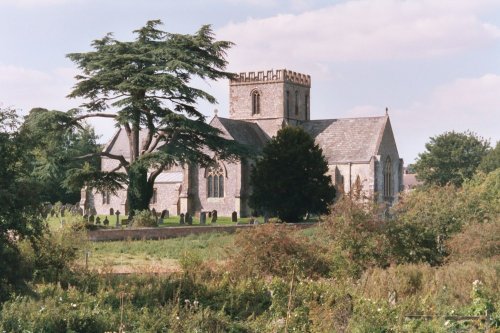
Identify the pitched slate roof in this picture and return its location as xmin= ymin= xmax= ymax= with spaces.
xmin=301 ymin=116 xmax=388 ymax=163
xmin=103 ymin=127 xmax=151 ymax=158
xmin=213 ymin=116 xmax=269 ymax=148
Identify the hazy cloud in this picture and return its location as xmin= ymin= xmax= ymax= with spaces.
xmin=387 ymin=73 xmax=500 ymax=162
xmin=218 ymin=0 xmax=500 ymax=72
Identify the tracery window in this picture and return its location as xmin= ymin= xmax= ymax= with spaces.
xmin=207 ymin=164 xmax=225 ymax=198
xmin=102 ymin=191 xmax=111 ymax=205
xmin=251 ymin=90 xmax=260 ymax=115
xmin=384 ymin=156 xmax=393 ymax=199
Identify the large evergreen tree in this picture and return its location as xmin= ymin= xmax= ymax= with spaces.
xmin=250 ymin=126 xmax=335 ymax=222
xmin=65 ymin=20 xmax=244 ymax=213
xmin=414 ymin=131 xmax=490 ymax=187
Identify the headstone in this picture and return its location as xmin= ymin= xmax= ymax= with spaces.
xmin=83 ymin=214 xmax=88 ymax=221
xmin=208 ymin=211 xmax=212 ymax=218
xmin=60 ymin=207 xmax=65 ymax=217
xmin=115 ymin=210 xmax=121 ymax=228
xmin=160 ymin=210 xmax=167 ymax=219
xmin=200 ymin=212 xmax=207 ymax=225
xmin=264 ymin=212 xmax=269 ymax=224
xmin=185 ymin=213 xmax=193 ymax=225
xmin=103 ymin=216 xmax=109 ymax=226
xmin=89 ymin=215 xmax=95 ymax=223
xmin=165 ymin=209 xmax=169 ymax=218
xmin=211 ymin=210 xmax=217 ymax=223
xmin=95 ymin=217 xmax=101 ymax=225
xmin=179 ymin=213 xmax=185 ymax=224
xmin=110 ymin=208 xmax=114 ymax=216
xmin=249 ymin=217 xmax=255 ymax=225
xmin=231 ymin=211 xmax=238 ymax=223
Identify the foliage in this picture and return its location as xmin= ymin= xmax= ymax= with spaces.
xmin=323 ymin=198 xmax=390 ymax=277
xmin=0 ymin=107 xmax=44 ymax=301
xmin=228 ymin=224 xmax=330 ymax=279
xmin=479 ymin=141 xmax=500 ymax=173
xmin=129 ymin=209 xmax=158 ymax=228
xmin=19 ymin=108 xmax=101 ymax=204
xmin=414 ymin=131 xmax=490 ymax=187
xmin=66 ymin=20 xmax=246 ymax=213
xmin=250 ymin=126 xmax=335 ymax=222
xmin=446 ymin=222 xmax=500 ymax=262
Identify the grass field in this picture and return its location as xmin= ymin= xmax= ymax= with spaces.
xmin=76 ymin=231 xmax=236 ymax=273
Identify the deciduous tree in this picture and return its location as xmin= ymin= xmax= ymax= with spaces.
xmin=414 ymin=131 xmax=489 ymax=187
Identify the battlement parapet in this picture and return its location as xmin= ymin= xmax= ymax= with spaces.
xmin=230 ymin=69 xmax=311 ymax=87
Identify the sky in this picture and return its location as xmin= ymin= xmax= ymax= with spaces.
xmin=0 ymin=0 xmax=499 ymax=163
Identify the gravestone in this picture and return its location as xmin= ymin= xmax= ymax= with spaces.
xmin=83 ymin=214 xmax=88 ymax=221
xmin=179 ymin=213 xmax=185 ymax=224
xmin=95 ymin=217 xmax=101 ymax=225
xmin=200 ymin=212 xmax=207 ymax=225
xmin=159 ymin=209 xmax=167 ymax=225
xmin=109 ymin=208 xmax=114 ymax=216
xmin=185 ymin=213 xmax=193 ymax=225
xmin=164 ymin=209 xmax=169 ymax=218
xmin=103 ymin=216 xmax=109 ymax=226
xmin=264 ymin=212 xmax=269 ymax=224
xmin=115 ymin=210 xmax=121 ymax=228
xmin=60 ymin=207 xmax=65 ymax=217
xmin=208 ymin=211 xmax=212 ymax=218
xmin=89 ymin=215 xmax=95 ymax=224
xmin=211 ymin=210 xmax=217 ymax=223
xmin=152 ymin=208 xmax=158 ymax=223
xmin=231 ymin=211 xmax=238 ymax=223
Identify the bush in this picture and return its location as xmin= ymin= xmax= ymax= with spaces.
xmin=130 ymin=209 xmax=158 ymax=228
xmin=228 ymin=224 xmax=330 ymax=279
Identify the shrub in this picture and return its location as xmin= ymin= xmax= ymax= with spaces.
xmin=228 ymin=224 xmax=330 ymax=279
xmin=447 ymin=222 xmax=500 ymax=262
xmin=130 ymin=209 xmax=158 ymax=228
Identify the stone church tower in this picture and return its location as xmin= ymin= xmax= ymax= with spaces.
xmin=229 ymin=69 xmax=311 ymax=137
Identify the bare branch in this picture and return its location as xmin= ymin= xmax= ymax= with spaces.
xmin=73 ymin=113 xmax=117 ymax=122
xmin=148 ymin=164 xmax=167 ymax=184
xmin=75 ymin=152 xmax=129 ymax=170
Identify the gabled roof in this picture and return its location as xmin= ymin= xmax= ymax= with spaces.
xmin=211 ymin=116 xmax=269 ymax=148
xmin=301 ymin=116 xmax=388 ymax=163
xmin=103 ymin=127 xmax=151 ymax=158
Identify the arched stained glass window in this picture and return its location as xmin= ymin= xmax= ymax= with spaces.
xmin=206 ymin=164 xmax=225 ymax=198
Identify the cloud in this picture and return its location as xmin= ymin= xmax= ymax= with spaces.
xmin=218 ymin=0 xmax=500 ymax=72
xmin=383 ymin=73 xmax=500 ymax=162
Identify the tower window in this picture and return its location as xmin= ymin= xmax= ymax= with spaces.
xmin=294 ymin=91 xmax=299 ymax=115
xmin=251 ymin=90 xmax=260 ymax=115
xmin=207 ymin=164 xmax=225 ymax=198
xmin=305 ymin=94 xmax=309 ymax=120
xmin=286 ymin=90 xmax=290 ymax=117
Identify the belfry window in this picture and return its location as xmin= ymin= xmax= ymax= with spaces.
xmin=305 ymin=94 xmax=309 ymax=120
xmin=251 ymin=90 xmax=260 ymax=115
xmin=207 ymin=164 xmax=225 ymax=198
xmin=384 ymin=156 xmax=393 ymax=199
xmin=294 ymin=91 xmax=299 ymax=115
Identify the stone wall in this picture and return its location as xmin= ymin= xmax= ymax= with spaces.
xmin=87 ymin=223 xmax=316 ymax=242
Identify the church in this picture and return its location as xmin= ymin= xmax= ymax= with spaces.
xmin=85 ymin=69 xmax=403 ymax=217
